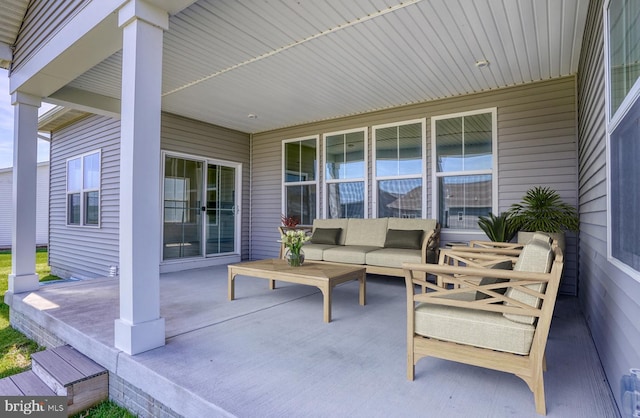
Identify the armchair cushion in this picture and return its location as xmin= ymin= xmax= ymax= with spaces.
xmin=503 ymin=239 xmax=554 ymax=324
xmin=475 ymin=260 xmax=513 ymax=300
xmin=414 ymin=294 xmax=535 ymax=355
xmin=310 ymin=228 xmax=342 ymax=245
xmin=384 ymin=229 xmax=423 ymax=249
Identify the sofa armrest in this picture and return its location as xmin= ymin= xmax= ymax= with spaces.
xmin=420 ymin=223 xmax=441 ymax=263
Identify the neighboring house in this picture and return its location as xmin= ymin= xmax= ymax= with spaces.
xmin=0 ymin=162 xmax=49 ymax=248
xmin=0 ymin=1 xmax=638 ymax=416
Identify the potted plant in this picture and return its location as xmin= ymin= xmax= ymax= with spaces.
xmin=507 ymin=186 xmax=579 ymax=250
xmin=477 ymin=212 xmax=518 ymax=242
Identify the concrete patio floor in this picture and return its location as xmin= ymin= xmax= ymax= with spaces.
xmin=6 ymin=265 xmax=620 ymax=417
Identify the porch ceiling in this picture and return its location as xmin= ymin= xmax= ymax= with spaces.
xmin=15 ymin=0 xmax=590 ymax=134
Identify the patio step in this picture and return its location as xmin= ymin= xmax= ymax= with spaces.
xmin=0 ymin=345 xmax=108 ymax=416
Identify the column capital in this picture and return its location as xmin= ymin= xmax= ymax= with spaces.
xmin=118 ymin=0 xmax=169 ymax=30
xmin=11 ymin=92 xmax=41 ymax=107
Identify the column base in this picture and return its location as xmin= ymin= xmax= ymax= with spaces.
xmin=115 ymin=317 xmax=165 ymax=355
xmin=8 ymin=273 xmax=39 ymax=294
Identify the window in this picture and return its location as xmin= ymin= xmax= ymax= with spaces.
xmin=324 ymin=128 xmax=367 ymax=218
xmin=283 ymin=136 xmax=318 ymax=225
xmin=432 ymin=109 xmax=497 ymax=230
xmin=605 ymin=0 xmax=640 ymax=275
xmin=373 ymin=119 xmax=425 ymax=218
xmin=66 ymin=150 xmax=101 ymax=226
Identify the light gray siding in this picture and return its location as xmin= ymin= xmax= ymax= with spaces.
xmin=577 ymin=0 xmax=640 ymax=413
xmin=49 ymin=115 xmax=120 ymax=279
xmin=49 ymin=113 xmax=250 ymax=279
xmin=251 ymin=77 xmax=579 ymax=294
xmin=11 ymin=0 xmax=89 ymax=73
xmin=0 ymin=162 xmax=49 ymax=247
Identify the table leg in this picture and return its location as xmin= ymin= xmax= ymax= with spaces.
xmin=321 ymin=286 xmax=332 ymax=323
xmin=359 ymin=271 xmax=366 ymax=306
xmin=228 ymin=269 xmax=235 ymax=301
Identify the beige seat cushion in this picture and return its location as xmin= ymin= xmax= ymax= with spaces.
xmin=322 ymin=246 xmax=380 ymax=264
xmin=503 ymin=238 xmax=553 ymax=324
xmin=312 ymin=219 xmax=349 ymax=245
xmin=302 ymin=244 xmax=337 ymax=261
xmin=344 ymin=218 xmax=388 ymax=247
xmin=365 ymin=248 xmax=422 ymax=268
xmin=415 ymin=297 xmax=535 ymax=355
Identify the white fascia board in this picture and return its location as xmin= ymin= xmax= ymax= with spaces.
xmin=47 ymin=86 xmax=121 ymax=119
xmin=9 ymin=0 xmax=128 ymax=97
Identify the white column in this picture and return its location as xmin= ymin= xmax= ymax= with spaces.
xmin=8 ymin=92 xmax=41 ymax=294
xmin=114 ymin=0 xmax=168 ymax=355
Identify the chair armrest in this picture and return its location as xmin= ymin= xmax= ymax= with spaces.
xmin=469 ymin=240 xmax=525 ymax=250
xmin=404 ymin=262 xmax=555 ymax=317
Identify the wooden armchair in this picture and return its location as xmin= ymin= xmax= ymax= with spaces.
xmin=403 ymin=236 xmax=564 ymax=415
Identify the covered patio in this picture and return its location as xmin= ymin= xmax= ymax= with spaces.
xmin=7 ymin=267 xmax=618 ymax=417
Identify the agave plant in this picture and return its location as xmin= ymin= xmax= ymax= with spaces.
xmin=477 ymin=212 xmax=518 ymax=242
xmin=508 ymin=186 xmax=579 ymax=233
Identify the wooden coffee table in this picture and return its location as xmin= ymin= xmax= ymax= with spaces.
xmin=227 ymin=259 xmax=366 ymax=323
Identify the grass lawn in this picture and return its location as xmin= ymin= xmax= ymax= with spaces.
xmin=0 ymin=249 xmax=133 ymax=417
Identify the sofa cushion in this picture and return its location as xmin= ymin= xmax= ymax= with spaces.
xmin=322 ymin=246 xmax=380 ymax=264
xmin=415 ymin=296 xmax=535 ymax=355
xmin=503 ymin=239 xmax=553 ymax=324
xmin=387 ymin=217 xmax=438 ymax=233
xmin=313 ymin=219 xmax=349 ymax=245
xmin=475 ymin=260 xmax=513 ymax=300
xmin=303 ymin=244 xmax=337 ymax=261
xmin=366 ymin=248 xmax=422 ymax=268
xmin=384 ymin=229 xmax=423 ymax=249
xmin=310 ymin=228 xmax=342 ymax=245
xmin=344 ymin=218 xmax=388 ymax=247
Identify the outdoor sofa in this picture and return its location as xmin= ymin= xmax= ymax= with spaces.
xmin=282 ymin=217 xmax=440 ymax=278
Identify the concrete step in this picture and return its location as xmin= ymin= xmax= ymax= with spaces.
xmin=0 ymin=345 xmax=108 ymax=416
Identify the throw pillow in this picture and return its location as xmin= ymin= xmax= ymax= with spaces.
xmin=475 ymin=260 xmax=513 ymax=300
xmin=310 ymin=228 xmax=342 ymax=245
xmin=384 ymin=229 xmax=423 ymax=250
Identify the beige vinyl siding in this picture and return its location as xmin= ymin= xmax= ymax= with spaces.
xmin=161 ymin=113 xmax=251 ymax=260
xmin=49 ymin=115 xmax=119 ymax=279
xmin=0 ymin=162 xmax=49 ymax=247
xmin=11 ymin=0 xmax=89 ymax=73
xmin=251 ymin=76 xmax=579 ymax=294
xmin=577 ymin=0 xmax=640 ymax=413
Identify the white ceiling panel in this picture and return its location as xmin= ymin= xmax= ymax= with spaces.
xmin=60 ymin=0 xmax=589 ymax=133
xmin=0 ymin=0 xmax=29 ymax=46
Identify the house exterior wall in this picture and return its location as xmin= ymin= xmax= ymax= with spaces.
xmin=49 ymin=115 xmax=120 ymax=279
xmin=577 ymin=0 xmax=640 ymax=413
xmin=0 ymin=162 xmax=49 ymax=248
xmin=49 ymin=113 xmax=250 ymax=279
xmin=11 ymin=0 xmax=89 ymax=73
xmin=251 ymin=76 xmax=579 ymax=294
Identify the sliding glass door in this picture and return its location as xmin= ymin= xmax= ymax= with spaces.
xmin=163 ymin=154 xmax=240 ymax=261
xmin=205 ymin=164 xmax=236 ymax=255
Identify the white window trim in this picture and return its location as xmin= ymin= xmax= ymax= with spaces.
xmin=603 ymin=0 xmax=640 ymax=282
xmin=281 ymin=135 xmax=320 ymax=225
xmin=371 ymin=118 xmax=426 ymax=219
xmin=65 ymin=149 xmax=101 ymax=228
xmin=430 ymin=107 xmax=498 ymax=233
xmin=322 ymin=127 xmax=368 ymax=219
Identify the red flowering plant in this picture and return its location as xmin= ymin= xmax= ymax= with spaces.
xmin=281 ymin=214 xmax=300 ymax=228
